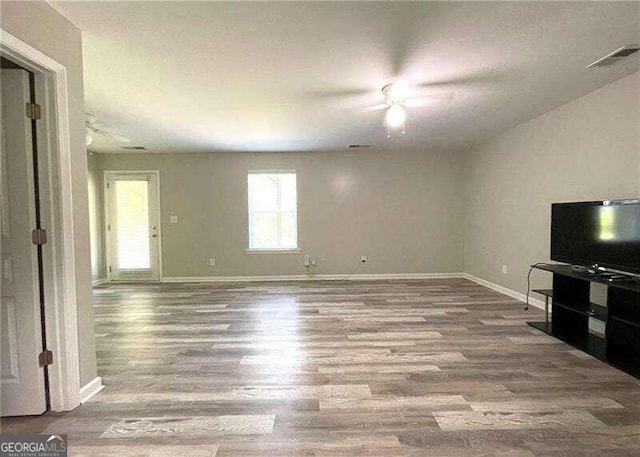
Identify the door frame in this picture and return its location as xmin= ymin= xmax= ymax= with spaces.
xmin=1 ymin=29 xmax=81 ymax=411
xmin=103 ymin=170 xmax=163 ymax=282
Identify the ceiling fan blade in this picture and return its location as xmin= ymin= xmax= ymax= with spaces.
xmin=305 ymin=87 xmax=372 ymax=101
xmin=357 ymin=103 xmax=388 ymax=113
xmin=414 ymin=69 xmax=506 ymax=90
xmin=91 ymin=126 xmax=131 ymax=143
xmin=386 ymin=5 xmax=426 ymax=77
xmin=106 ymin=133 xmax=132 ymax=144
xmin=404 ymin=92 xmax=454 ymax=107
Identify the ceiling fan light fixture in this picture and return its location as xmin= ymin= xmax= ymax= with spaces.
xmin=390 ymin=80 xmax=408 ymax=102
xmin=382 ymin=80 xmax=409 ymax=105
xmin=385 ymin=103 xmax=406 ymax=128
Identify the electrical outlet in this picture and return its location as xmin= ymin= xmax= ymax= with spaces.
xmin=502 ymin=264 xmax=508 ymax=274
xmin=311 ymin=260 xmax=316 ymax=266
xmin=304 ymin=254 xmax=310 ymax=267
xmin=360 ymin=256 xmax=368 ymax=263
xmin=209 ymin=258 xmax=216 ymax=266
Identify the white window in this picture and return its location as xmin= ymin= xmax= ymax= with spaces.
xmin=247 ymin=171 xmax=298 ymax=250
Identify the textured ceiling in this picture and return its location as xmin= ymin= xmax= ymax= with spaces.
xmin=54 ymin=1 xmax=640 ymax=153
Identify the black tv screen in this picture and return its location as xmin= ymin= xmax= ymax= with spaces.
xmin=551 ymin=200 xmax=640 ymax=274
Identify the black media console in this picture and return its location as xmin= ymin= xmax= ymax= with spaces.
xmin=528 ymin=264 xmax=640 ymax=379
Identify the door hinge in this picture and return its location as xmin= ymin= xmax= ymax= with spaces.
xmin=109 ymin=266 xmax=112 ymax=273
xmin=32 ymin=229 xmax=48 ymax=245
xmin=39 ymin=350 xmax=53 ymax=367
xmin=26 ymin=102 xmax=42 ymax=120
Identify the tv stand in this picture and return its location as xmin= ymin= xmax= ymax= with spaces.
xmin=529 ymin=264 xmax=640 ymax=379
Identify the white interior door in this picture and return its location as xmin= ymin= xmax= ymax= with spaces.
xmin=106 ymin=172 xmax=161 ymax=281
xmin=0 ymin=68 xmax=47 ymax=416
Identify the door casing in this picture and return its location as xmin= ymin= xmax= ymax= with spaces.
xmin=1 ymin=29 xmax=83 ymax=411
xmin=103 ymin=170 xmax=163 ymax=282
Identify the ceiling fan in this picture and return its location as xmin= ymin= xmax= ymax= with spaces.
xmin=309 ymin=68 xmax=503 ymax=140
xmin=85 ymin=113 xmax=131 ymax=147
xmin=360 ymin=81 xmax=454 ymax=138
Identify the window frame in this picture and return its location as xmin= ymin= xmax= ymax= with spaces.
xmin=246 ymin=169 xmax=299 ymax=253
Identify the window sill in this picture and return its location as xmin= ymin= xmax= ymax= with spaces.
xmin=245 ymin=248 xmax=301 ymax=254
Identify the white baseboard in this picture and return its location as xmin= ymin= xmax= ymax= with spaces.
xmin=119 ymin=271 xmax=544 ymax=311
xmin=92 ymin=278 xmax=107 ymax=286
xmin=110 ymin=271 xmax=544 ymax=309
xmin=162 ymin=272 xmax=466 ymax=283
xmin=462 ymin=273 xmax=546 ymax=310
xmin=79 ymin=376 xmax=104 ymax=404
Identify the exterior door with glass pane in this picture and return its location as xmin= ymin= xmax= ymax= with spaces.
xmin=105 ymin=171 xmax=161 ymax=281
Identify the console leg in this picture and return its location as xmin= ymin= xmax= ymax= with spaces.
xmin=545 ymin=297 xmax=549 ymax=325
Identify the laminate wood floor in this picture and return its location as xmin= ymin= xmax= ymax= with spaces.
xmin=3 ymin=278 xmax=640 ymax=456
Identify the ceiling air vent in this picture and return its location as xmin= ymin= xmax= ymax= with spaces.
xmin=587 ymin=44 xmax=640 ymax=68
xmin=121 ymin=146 xmax=147 ymax=150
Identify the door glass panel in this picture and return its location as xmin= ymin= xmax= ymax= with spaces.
xmin=115 ymin=180 xmax=150 ymax=269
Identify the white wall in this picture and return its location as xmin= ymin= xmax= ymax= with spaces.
xmin=464 ymin=71 xmax=640 ymax=295
xmin=1 ymin=0 xmax=97 ymax=385
xmin=93 ymin=73 xmax=639 ymax=285
xmin=97 ymin=148 xmax=465 ymax=278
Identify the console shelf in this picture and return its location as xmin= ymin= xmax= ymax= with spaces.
xmin=528 ymin=264 xmax=640 ymax=379
xmin=533 ymin=264 xmax=640 ymax=293
xmin=533 ymin=289 xmax=553 ymax=298
xmin=533 ymin=289 xmax=607 ymax=321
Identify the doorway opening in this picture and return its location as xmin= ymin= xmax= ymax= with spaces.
xmin=104 ymin=171 xmax=162 ymax=282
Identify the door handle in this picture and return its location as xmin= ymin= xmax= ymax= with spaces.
xmin=151 ymin=234 xmax=158 ymax=238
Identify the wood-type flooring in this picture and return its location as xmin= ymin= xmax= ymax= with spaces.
xmin=3 ymin=278 xmax=640 ymax=456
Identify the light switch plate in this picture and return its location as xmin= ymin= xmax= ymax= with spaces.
xmin=170 ymin=215 xmax=178 ymax=224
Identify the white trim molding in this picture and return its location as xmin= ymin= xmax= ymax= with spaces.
xmin=245 ymin=249 xmax=301 ymax=254
xmin=79 ymin=377 xmax=104 ymax=404
xmin=162 ymin=272 xmax=547 ymax=313
xmin=103 ymin=170 xmax=163 ymax=282
xmin=463 ymin=273 xmax=546 ymax=310
xmin=1 ymin=28 xmax=81 ymax=411
xmin=162 ymin=272 xmax=466 ymax=283
xmin=92 ymin=278 xmax=107 ymax=287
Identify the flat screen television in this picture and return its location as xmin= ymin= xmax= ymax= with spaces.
xmin=551 ymin=200 xmax=640 ymax=275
